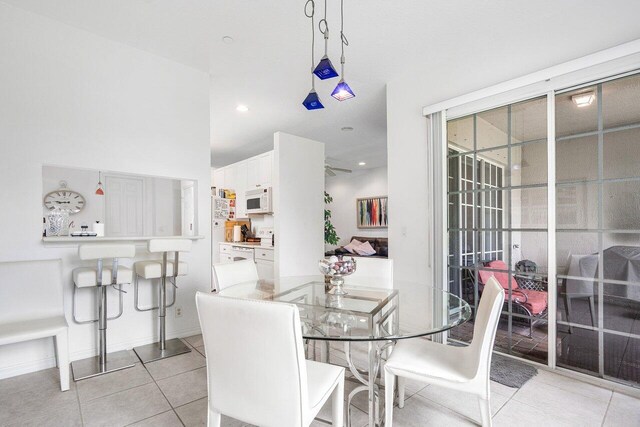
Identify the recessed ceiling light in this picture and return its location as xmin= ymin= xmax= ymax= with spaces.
xmin=572 ymin=91 xmax=595 ymax=108
xmin=236 ymin=105 xmax=249 ymax=112
xmin=341 ymin=126 xmax=354 ymax=132
xmin=222 ymin=36 xmax=234 ymax=44
xmin=358 ymin=162 xmax=366 ymax=166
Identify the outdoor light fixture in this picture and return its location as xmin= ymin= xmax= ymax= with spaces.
xmin=331 ymin=0 xmax=355 ymax=101
xmin=572 ymin=91 xmax=595 ymax=107
xmin=303 ymin=0 xmax=325 ymax=110
xmin=313 ymin=0 xmax=339 ymax=80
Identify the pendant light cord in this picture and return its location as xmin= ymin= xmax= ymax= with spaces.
xmin=305 ymin=0 xmax=316 ymax=88
xmin=339 ymin=0 xmax=348 ymax=78
xmin=319 ymin=0 xmax=329 ymax=55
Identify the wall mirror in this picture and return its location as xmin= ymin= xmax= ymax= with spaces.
xmin=42 ymin=165 xmax=198 ymax=237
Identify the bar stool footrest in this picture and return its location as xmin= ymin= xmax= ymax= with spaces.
xmin=71 ymin=350 xmax=136 ymax=381
xmin=134 ymin=338 xmax=191 ymax=363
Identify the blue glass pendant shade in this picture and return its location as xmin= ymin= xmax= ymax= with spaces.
xmin=331 ymin=79 xmax=355 ymax=101
xmin=313 ymin=56 xmax=339 ymax=80
xmin=302 ymin=90 xmax=325 ymax=110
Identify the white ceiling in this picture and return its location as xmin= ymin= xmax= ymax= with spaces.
xmin=5 ymin=0 xmax=640 ymax=169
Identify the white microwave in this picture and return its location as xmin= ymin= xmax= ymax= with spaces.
xmin=246 ymin=187 xmax=272 ymax=214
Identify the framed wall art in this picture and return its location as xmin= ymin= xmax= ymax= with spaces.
xmin=357 ymin=196 xmax=388 ymax=228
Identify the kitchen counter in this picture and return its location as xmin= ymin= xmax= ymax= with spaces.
xmin=219 ymin=242 xmax=274 ymax=250
xmin=43 ymin=235 xmax=205 ymax=246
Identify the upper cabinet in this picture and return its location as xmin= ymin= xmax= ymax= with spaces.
xmin=235 ymin=160 xmax=248 ymax=219
xmin=247 ymin=152 xmax=273 ymax=189
xmin=212 ymin=168 xmax=225 ymax=190
xmin=212 ymin=150 xmax=274 ymax=219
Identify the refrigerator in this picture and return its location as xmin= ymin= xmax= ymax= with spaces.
xmin=211 ymin=196 xmax=233 ymax=264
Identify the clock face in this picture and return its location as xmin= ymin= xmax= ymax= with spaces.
xmin=44 ymin=190 xmax=85 ymax=214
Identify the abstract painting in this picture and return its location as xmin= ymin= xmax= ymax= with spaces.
xmin=357 ymin=196 xmax=388 ymax=228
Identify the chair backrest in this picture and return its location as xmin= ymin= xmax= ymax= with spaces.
xmin=78 ymin=244 xmax=135 ymax=260
xmin=0 ymin=259 xmax=64 ymax=324
xmin=478 ymin=259 xmax=519 ymax=291
xmin=346 ymin=258 xmax=394 ymax=289
xmin=148 ymin=239 xmax=192 ymax=253
xmin=565 ymin=254 xmax=598 ymax=296
xmin=212 ymin=260 xmax=259 ymax=292
xmin=195 ymin=292 xmax=308 ymax=426
xmin=469 ymin=276 xmax=505 ymax=380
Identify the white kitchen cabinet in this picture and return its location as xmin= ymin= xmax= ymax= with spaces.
xmin=255 ymin=258 xmax=274 ymax=281
xmin=246 ymin=157 xmax=260 ymax=190
xmin=213 ymin=168 xmax=225 ymax=189
xmin=223 ymin=165 xmax=237 ymax=191
xmin=259 ymin=152 xmax=273 ymax=187
xmin=235 ymin=161 xmax=248 ymax=218
xmin=254 ymin=248 xmax=274 ymax=281
xmin=247 ymin=151 xmax=273 ymax=189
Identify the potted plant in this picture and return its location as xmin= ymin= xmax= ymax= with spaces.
xmin=324 ymin=191 xmax=339 ymax=245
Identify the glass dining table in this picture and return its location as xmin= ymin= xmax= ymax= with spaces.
xmin=218 ymin=275 xmax=471 ymax=427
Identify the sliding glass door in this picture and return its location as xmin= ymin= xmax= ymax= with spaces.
xmin=445 ymin=71 xmax=640 ymax=388
xmin=556 ymin=73 xmax=640 ymax=386
xmin=447 ymin=97 xmax=549 ymax=364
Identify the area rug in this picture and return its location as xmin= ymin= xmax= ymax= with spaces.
xmin=490 ymin=353 xmax=538 ymax=388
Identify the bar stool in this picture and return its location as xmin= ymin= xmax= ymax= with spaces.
xmin=133 ymin=239 xmax=192 ymax=363
xmin=71 ymin=244 xmax=137 ymax=381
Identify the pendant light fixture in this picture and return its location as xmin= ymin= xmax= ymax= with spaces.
xmin=303 ymin=0 xmax=324 ymax=110
xmin=95 ymin=171 xmax=104 ymax=195
xmin=313 ymin=0 xmax=339 ymax=80
xmin=331 ymin=0 xmax=355 ymax=101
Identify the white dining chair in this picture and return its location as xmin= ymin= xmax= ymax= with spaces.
xmin=384 ymin=277 xmax=505 ymax=427
xmin=211 ymin=259 xmax=258 ymax=292
xmin=195 ymin=292 xmax=345 ymax=427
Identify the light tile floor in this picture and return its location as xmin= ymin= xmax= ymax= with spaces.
xmin=0 ymin=335 xmax=638 ymax=426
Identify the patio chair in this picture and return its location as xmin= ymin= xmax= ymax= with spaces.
xmin=477 ymin=260 xmax=548 ymax=337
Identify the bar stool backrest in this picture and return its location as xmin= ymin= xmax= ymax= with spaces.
xmin=148 ymin=239 xmax=192 ymax=253
xmin=0 ymin=259 xmax=63 ymax=323
xmin=78 ymin=244 xmax=136 ymax=261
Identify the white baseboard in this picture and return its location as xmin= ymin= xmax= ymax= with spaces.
xmin=0 ymin=326 xmax=202 ymax=380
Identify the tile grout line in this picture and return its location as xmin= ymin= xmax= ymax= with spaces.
xmin=122 ymin=410 xmax=182 ymax=427
xmin=145 ymin=339 xmax=211 ymax=418
xmin=138 ymin=346 xmax=187 ymax=427
xmin=403 ymin=392 xmax=480 ymax=425
xmin=600 ymin=392 xmax=614 ymax=427
xmin=74 ymin=380 xmax=86 ymax=427
xmin=76 ymin=364 xmax=156 ymax=405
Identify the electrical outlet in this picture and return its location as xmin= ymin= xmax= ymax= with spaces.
xmin=175 ymin=306 xmax=183 ymax=318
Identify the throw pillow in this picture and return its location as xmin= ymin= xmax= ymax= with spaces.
xmin=343 ymin=239 xmax=363 ymax=254
xmin=354 ymin=241 xmax=377 ymax=256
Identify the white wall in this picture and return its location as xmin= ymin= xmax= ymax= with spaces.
xmin=325 ymin=166 xmax=388 ymax=250
xmin=273 ymin=132 xmax=325 ymax=278
xmin=386 ymin=81 xmax=432 ymax=283
xmin=0 ymin=4 xmax=210 ymax=378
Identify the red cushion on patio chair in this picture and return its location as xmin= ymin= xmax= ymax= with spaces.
xmin=478 ymin=260 xmax=519 ymax=291
xmin=519 ymin=289 xmax=548 ymax=315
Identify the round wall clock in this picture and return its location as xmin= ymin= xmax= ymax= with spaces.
xmin=43 ymin=181 xmax=85 ymax=214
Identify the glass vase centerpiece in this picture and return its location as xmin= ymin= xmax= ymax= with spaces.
xmin=318 ymin=255 xmax=357 ymax=296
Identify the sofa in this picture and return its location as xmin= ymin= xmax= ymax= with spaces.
xmin=331 ymin=236 xmax=389 ymax=259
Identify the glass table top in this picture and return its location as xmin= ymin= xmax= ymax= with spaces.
xmin=218 ymin=275 xmax=472 ymax=341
